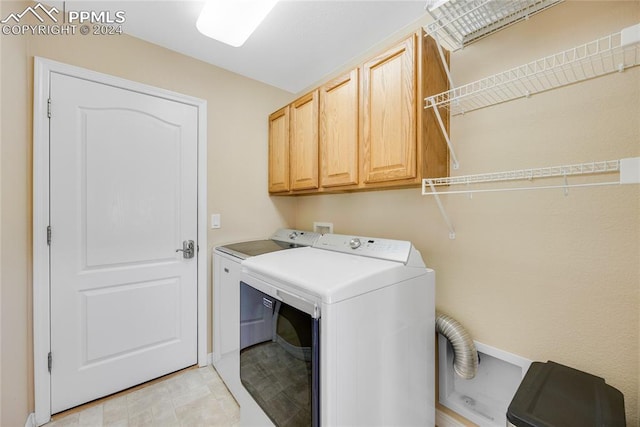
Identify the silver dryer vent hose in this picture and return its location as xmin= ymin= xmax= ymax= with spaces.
xmin=436 ymin=312 xmax=478 ymax=380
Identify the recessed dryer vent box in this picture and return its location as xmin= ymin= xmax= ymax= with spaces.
xmin=438 ymin=334 xmax=531 ymax=427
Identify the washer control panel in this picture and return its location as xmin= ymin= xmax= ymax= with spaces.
xmin=271 ymin=228 xmax=321 ymax=247
xmin=313 ymin=233 xmax=412 ymax=263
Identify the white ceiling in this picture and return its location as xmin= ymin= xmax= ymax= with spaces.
xmin=58 ymin=1 xmax=430 ymax=93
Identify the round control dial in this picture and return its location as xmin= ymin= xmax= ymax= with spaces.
xmin=349 ymin=238 xmax=361 ymax=249
xmin=288 ymin=231 xmax=299 ymax=240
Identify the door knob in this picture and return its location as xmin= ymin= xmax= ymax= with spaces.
xmin=176 ymin=240 xmax=195 ymax=259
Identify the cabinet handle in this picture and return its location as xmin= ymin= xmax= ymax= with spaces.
xmin=224 ymin=268 xmax=229 ymax=273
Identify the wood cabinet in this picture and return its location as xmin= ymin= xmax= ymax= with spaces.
xmin=290 ymin=91 xmax=319 ymax=191
xmin=268 ymin=29 xmax=449 ymax=195
xmin=362 ymin=35 xmax=416 ymax=184
xmin=268 ymin=106 xmax=290 ymax=193
xmin=320 ymin=69 xmax=359 ymax=188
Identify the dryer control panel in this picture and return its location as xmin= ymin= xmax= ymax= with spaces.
xmin=313 ymin=233 xmax=412 ymax=263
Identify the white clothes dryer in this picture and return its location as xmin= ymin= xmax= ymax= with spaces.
xmin=239 ymin=233 xmax=436 ymax=427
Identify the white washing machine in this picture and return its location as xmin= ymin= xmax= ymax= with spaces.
xmin=212 ymin=229 xmax=320 ymax=400
xmin=239 ymin=233 xmax=435 ymax=427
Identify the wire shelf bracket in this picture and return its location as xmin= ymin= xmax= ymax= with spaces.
xmin=424 ymin=22 xmax=640 ymax=170
xmin=423 ymin=157 xmax=640 ymax=239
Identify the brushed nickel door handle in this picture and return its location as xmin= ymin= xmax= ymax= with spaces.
xmin=176 ymin=240 xmax=195 ymax=259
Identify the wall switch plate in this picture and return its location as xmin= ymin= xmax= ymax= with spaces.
xmin=313 ymin=222 xmax=333 ymax=234
xmin=211 ymin=214 xmax=221 ymax=229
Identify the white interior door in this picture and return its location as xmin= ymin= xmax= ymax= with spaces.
xmin=49 ymin=72 xmax=199 ymax=413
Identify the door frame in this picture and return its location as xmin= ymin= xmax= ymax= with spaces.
xmin=32 ymin=57 xmax=208 ymax=426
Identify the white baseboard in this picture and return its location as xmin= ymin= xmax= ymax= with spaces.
xmin=24 ymin=412 xmax=36 ymax=427
xmin=436 ymin=409 xmax=467 ymax=427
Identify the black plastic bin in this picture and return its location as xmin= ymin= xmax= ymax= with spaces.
xmin=507 ymin=361 xmax=625 ymax=427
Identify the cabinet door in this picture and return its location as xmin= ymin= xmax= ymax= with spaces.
xmin=268 ymin=107 xmax=290 ymax=193
xmin=290 ymin=91 xmax=319 ymax=191
xmin=320 ymin=69 xmax=359 ymax=188
xmin=362 ymin=34 xmax=416 ymax=183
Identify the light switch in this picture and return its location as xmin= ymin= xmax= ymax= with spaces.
xmin=211 ymin=214 xmax=221 ymax=229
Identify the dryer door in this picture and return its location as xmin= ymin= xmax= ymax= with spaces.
xmin=240 ymin=281 xmax=320 ymax=427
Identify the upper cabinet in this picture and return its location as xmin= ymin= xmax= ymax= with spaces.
xmin=361 ymin=35 xmax=416 ymax=184
xmin=320 ymin=69 xmax=359 ymax=188
xmin=290 ymin=91 xmax=319 ymax=191
xmin=268 ymin=106 xmax=290 ymax=193
xmin=268 ymin=29 xmax=449 ymax=195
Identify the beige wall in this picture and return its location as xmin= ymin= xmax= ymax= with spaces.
xmin=0 ymin=1 xmax=295 ymax=424
xmin=1 ymin=1 xmax=32 ymax=424
xmin=293 ymin=1 xmax=640 ymax=424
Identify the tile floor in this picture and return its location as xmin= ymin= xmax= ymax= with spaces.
xmin=46 ymin=366 xmax=239 ymax=427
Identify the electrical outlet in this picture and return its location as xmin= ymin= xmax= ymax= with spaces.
xmin=313 ymin=222 xmax=333 ymax=234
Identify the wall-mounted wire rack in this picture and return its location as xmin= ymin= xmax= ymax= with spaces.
xmin=425 ymin=23 xmax=640 ymax=169
xmin=422 ymin=157 xmax=640 ymax=239
xmin=425 ymin=0 xmax=564 ymax=89
xmin=425 ymin=0 xmax=563 ymax=52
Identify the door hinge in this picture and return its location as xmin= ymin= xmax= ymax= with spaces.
xmin=48 ymin=352 xmax=52 ymax=373
xmin=47 ymin=226 xmax=52 ymax=246
xmin=47 ymin=98 xmax=52 ymax=118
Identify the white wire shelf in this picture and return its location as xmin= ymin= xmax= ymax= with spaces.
xmin=422 ymin=157 xmax=640 ymax=239
xmin=425 ymin=23 xmax=640 ymax=170
xmin=425 ymin=23 xmax=640 ymax=117
xmin=425 ymin=0 xmax=563 ymax=52
xmin=423 ymin=159 xmax=633 ymax=194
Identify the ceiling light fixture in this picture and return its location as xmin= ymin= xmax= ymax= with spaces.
xmin=196 ymin=0 xmax=279 ymax=47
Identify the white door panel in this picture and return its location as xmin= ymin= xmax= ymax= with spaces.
xmin=50 ymin=72 xmax=198 ymax=413
xmin=82 ymin=278 xmax=181 ymax=362
xmin=84 ymin=108 xmax=181 ymax=267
